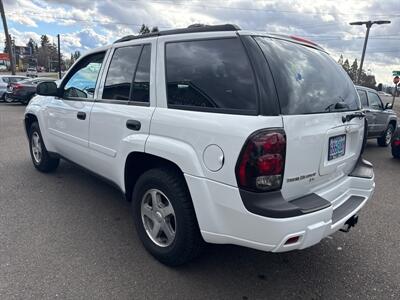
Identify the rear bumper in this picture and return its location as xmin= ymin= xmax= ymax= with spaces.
xmin=186 ymin=159 xmax=375 ymax=253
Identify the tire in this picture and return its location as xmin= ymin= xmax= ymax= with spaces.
xmin=377 ymin=124 xmax=395 ymax=147
xmin=132 ymin=167 xmax=204 ymax=266
xmin=20 ymin=94 xmax=33 ymax=105
xmin=392 ymin=146 xmax=400 ymax=159
xmin=4 ymin=94 xmax=13 ymax=103
xmin=29 ymin=122 xmax=60 ymax=172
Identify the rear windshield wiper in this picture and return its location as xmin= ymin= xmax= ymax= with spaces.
xmin=325 ymin=102 xmax=349 ymax=112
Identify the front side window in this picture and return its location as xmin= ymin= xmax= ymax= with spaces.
xmin=256 ymin=37 xmax=359 ymax=115
xmin=367 ymin=92 xmax=383 ymax=110
xmin=165 ymin=38 xmax=257 ymax=113
xmin=102 ymin=46 xmax=142 ymax=100
xmin=63 ymin=52 xmax=105 ymax=99
xmin=357 ymin=90 xmax=368 ymax=107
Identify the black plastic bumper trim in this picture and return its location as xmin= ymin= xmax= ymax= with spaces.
xmin=239 ymin=189 xmax=331 ymax=218
xmin=349 ymin=158 xmax=374 ymax=179
xmin=332 ymin=196 xmax=364 ymax=224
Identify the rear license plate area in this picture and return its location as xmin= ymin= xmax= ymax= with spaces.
xmin=328 ymin=134 xmax=346 ymax=161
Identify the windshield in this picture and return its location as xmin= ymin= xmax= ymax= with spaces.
xmin=255 ymin=37 xmax=360 ymax=115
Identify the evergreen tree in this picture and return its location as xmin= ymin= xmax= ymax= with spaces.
xmin=338 ymin=54 xmax=344 ymax=65
xmin=40 ymin=35 xmax=50 ymax=48
xmin=350 ymin=59 xmax=358 ymax=82
xmin=342 ymin=59 xmax=350 ymax=76
xmin=139 ymin=24 xmax=150 ymax=35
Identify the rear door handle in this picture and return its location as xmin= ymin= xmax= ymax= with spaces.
xmin=77 ymin=111 xmax=86 ymax=120
xmin=126 ymin=119 xmax=141 ymax=131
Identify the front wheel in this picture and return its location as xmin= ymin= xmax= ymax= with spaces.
xmin=29 ymin=122 xmax=59 ymax=172
xmin=377 ymin=124 xmax=394 ymax=147
xmin=132 ymin=167 xmax=204 ymax=266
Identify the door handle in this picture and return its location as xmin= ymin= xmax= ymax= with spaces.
xmin=126 ymin=119 xmax=141 ymax=131
xmin=77 ymin=111 xmax=86 ymax=120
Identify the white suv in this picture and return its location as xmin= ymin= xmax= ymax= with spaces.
xmin=24 ymin=24 xmax=375 ymax=266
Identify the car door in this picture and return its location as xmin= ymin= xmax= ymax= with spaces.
xmin=45 ymin=51 xmax=107 ymax=168
xmin=357 ymin=89 xmax=374 ymax=135
xmin=367 ymin=91 xmax=386 ymax=135
xmin=88 ymin=41 xmax=156 ymax=183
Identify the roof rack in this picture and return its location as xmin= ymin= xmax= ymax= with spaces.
xmin=114 ymin=24 xmax=240 ymax=43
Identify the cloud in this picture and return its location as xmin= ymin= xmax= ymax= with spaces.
xmin=2 ymin=0 xmax=399 ymax=84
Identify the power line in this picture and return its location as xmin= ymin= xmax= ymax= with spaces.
xmin=123 ymin=0 xmax=400 ymax=17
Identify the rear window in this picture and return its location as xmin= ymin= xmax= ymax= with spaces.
xmin=255 ymin=37 xmax=359 ymax=115
xmin=165 ymin=38 xmax=257 ymax=113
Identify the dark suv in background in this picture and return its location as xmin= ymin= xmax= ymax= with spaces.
xmin=357 ymin=85 xmax=397 ymax=147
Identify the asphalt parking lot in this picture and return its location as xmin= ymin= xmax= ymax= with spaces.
xmin=1 ymin=104 xmax=399 ymax=299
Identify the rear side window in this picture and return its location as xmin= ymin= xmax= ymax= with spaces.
xmin=102 ymin=46 xmax=142 ymax=100
xmin=367 ymin=92 xmax=383 ymax=110
xmin=2 ymin=77 xmax=9 ymax=83
xmin=255 ymin=37 xmax=359 ymax=115
xmin=165 ymin=38 xmax=257 ymax=113
xmin=357 ymin=90 xmax=368 ymax=107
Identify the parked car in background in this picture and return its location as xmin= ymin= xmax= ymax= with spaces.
xmin=378 ymin=91 xmax=392 ymax=97
xmin=5 ymin=77 xmax=55 ymax=105
xmin=26 ymin=67 xmax=38 ymax=78
xmin=392 ymin=129 xmax=400 ymax=158
xmin=0 ymin=75 xmax=28 ymax=101
xmin=356 ymin=85 xmax=397 ymax=147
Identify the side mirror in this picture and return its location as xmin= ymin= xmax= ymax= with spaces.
xmin=36 ymin=81 xmax=58 ymax=96
xmin=385 ymin=102 xmax=393 ymax=110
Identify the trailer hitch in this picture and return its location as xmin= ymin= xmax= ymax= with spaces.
xmin=340 ymin=215 xmax=359 ymax=233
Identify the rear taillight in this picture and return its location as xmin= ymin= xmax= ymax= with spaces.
xmin=236 ymin=129 xmax=286 ymax=192
xmin=394 ymin=140 xmax=400 ymax=147
xmin=11 ymin=83 xmax=22 ymax=90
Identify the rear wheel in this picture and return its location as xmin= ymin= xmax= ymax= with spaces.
xmin=4 ymin=94 xmax=13 ymax=103
xmin=132 ymin=167 xmax=204 ymax=266
xmin=29 ymin=122 xmax=59 ymax=172
xmin=377 ymin=124 xmax=394 ymax=147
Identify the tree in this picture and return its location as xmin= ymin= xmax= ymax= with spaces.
xmin=350 ymin=59 xmax=358 ymax=82
xmin=151 ymin=26 xmax=159 ymax=33
xmin=139 ymin=24 xmax=150 ymax=35
xmin=338 ymin=54 xmax=344 ymax=66
xmin=73 ymin=50 xmax=81 ymax=60
xmin=40 ymin=34 xmax=50 ymax=48
xmin=358 ymin=70 xmax=376 ymax=89
xmin=26 ymin=38 xmax=37 ymax=55
xmin=342 ymin=59 xmax=350 ymax=76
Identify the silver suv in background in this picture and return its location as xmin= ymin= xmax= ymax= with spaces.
xmin=357 ymin=85 xmax=397 ymax=147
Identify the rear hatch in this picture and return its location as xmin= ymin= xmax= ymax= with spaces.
xmin=255 ymin=37 xmax=364 ymax=200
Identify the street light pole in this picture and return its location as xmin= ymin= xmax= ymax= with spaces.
xmin=350 ymin=20 xmax=391 ymax=84
xmin=0 ymin=0 xmax=15 ymax=75
xmin=57 ymin=34 xmax=61 ymax=79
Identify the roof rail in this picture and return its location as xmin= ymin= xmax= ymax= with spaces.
xmin=114 ymin=24 xmax=240 ymax=43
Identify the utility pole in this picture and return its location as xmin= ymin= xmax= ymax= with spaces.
xmin=350 ymin=20 xmax=391 ymax=84
xmin=0 ymin=0 xmax=15 ymax=74
xmin=57 ymin=34 xmax=61 ymax=79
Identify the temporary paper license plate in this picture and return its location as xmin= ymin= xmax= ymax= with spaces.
xmin=328 ymin=134 xmax=346 ymax=161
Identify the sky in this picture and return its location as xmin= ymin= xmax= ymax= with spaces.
xmin=2 ymin=0 xmax=399 ymax=85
